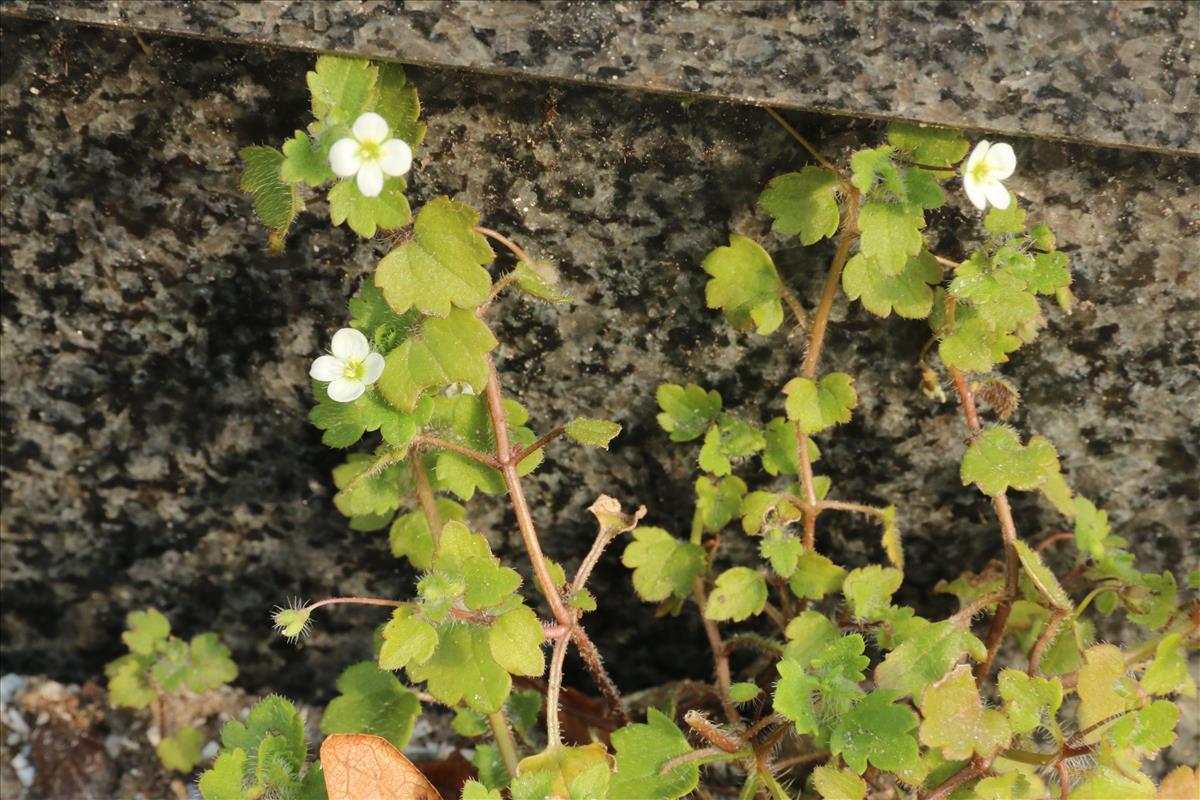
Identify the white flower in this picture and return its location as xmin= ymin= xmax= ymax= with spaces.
xmin=310 ymin=328 xmax=385 ymax=403
xmin=328 ymin=112 xmax=412 ymax=198
xmin=962 ymin=140 xmax=1016 ymax=211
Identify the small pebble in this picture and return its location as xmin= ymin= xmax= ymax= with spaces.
xmin=12 ymin=752 xmax=35 ymax=788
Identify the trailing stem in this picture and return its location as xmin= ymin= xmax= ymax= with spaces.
xmin=694 ymin=577 xmax=742 ymax=725
xmin=795 ymin=188 xmax=862 ymax=551
xmin=482 ymin=353 xmax=629 ymax=724
xmin=950 ymin=367 xmax=1021 ymax=683
xmin=487 ymin=710 xmax=521 ymax=780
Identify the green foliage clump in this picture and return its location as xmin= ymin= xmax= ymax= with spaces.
xmin=211 ymin=56 xmax=1200 ymax=800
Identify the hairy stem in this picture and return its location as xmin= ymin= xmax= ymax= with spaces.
xmin=546 ymin=624 xmax=574 ymax=746
xmin=476 ymin=226 xmax=533 ymax=264
xmin=779 ymin=284 xmax=809 ymax=331
xmin=951 ymin=367 xmax=1021 ymax=684
xmin=658 ymin=746 xmax=751 ymax=776
xmin=694 ymin=578 xmax=741 ymax=724
xmin=513 ymin=426 xmax=567 ymax=465
xmin=410 ymin=455 xmax=443 ymax=544
xmin=307 ymin=596 xmax=406 ymax=612
xmin=759 ymin=771 xmax=791 ymax=800
xmin=922 ymin=756 xmax=993 ymax=800
xmin=413 ymin=435 xmax=501 ymax=469
xmin=771 ymin=750 xmax=831 ymax=773
xmin=1028 ymin=607 xmax=1070 ymax=676
xmin=487 ymin=710 xmax=521 ymax=780
xmin=570 ymin=626 xmax=630 ymax=725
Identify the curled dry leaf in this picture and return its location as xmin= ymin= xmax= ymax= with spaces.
xmin=322 ymin=733 xmax=444 ymax=800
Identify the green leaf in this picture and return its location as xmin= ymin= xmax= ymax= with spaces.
xmin=123 ymin=609 xmax=171 ymax=655
xmin=1106 ymin=699 xmax=1179 ymax=754
xmin=696 ymin=475 xmax=747 ymax=532
xmin=379 ymin=607 xmax=438 ymax=670
xmin=220 ymin=695 xmax=306 ymax=779
xmin=729 ymin=682 xmax=760 ymax=703
xmin=858 ymin=201 xmax=925 ymax=276
xmin=961 ymin=428 xmax=1063 ymax=497
xmin=842 ymin=250 xmax=942 ymax=319
xmin=830 ymin=689 xmax=920 ymax=775
xmin=564 ymin=418 xmax=621 ymax=449
xmin=517 ymin=744 xmax=612 ymax=800
xmin=150 ymin=639 xmax=189 ymax=691
xmin=510 ymin=770 xmax=556 ymax=800
xmin=513 ymin=259 xmax=571 ymax=303
xmin=789 ymin=551 xmax=847 ymax=600
xmin=375 ymin=63 xmax=425 ymax=147
xmin=307 ymin=55 xmax=376 ymax=123
xmin=506 ymin=690 xmax=543 ymax=733
xmin=280 ymin=130 xmax=334 ymax=186
xmin=704 ymin=567 xmax=767 ymax=622
xmin=1141 ymin=633 xmax=1196 ymax=697
xmin=239 ymin=146 xmax=301 ymax=239
xmin=310 ymin=383 xmax=426 ymax=449
xmin=332 ymin=452 xmax=406 ymax=517
xmin=760 ymin=417 xmax=820 ymax=476
xmin=701 ymin=234 xmax=784 ymax=335
xmin=998 ymin=669 xmax=1062 ymax=735
xmin=783 ymin=611 xmax=839 ymax=665
xmin=377 ymin=309 xmax=498 ymax=411
xmin=321 ymin=662 xmax=420 ymax=750
xmin=874 ymin=620 xmax=986 ymax=700
xmin=410 ymin=623 xmax=511 ymax=712
xmin=1076 ymin=644 xmax=1131 ymax=741
xmin=842 ymin=565 xmax=903 ymax=623
xmin=622 ymin=527 xmax=706 ymax=602
xmin=655 ymin=384 xmax=722 ymax=442
xmin=939 ymin=316 xmax=1020 ymax=373
xmin=903 ymin=167 xmax=945 ymax=209
xmin=698 ymin=415 xmax=764 ymax=475
xmin=389 ymin=498 xmax=465 ymax=570
xmin=462 ymin=780 xmax=504 ymax=800
xmin=773 ymin=659 xmax=823 ymax=736
xmin=198 ymin=749 xmax=247 ymax=800
xmin=1073 ymin=497 xmax=1111 ymax=559
xmin=186 ymin=632 xmax=238 ymax=692
xmin=783 ymin=372 xmax=857 ymax=435
xmin=328 ymin=177 xmax=411 ymax=238
xmin=812 ymin=765 xmax=867 ymax=800
xmin=157 ymin=724 xmax=205 ymax=772
xmin=757 ymin=167 xmax=840 ymax=245
xmin=984 ymin=198 xmax=1026 ymax=236
xmin=1070 ymin=759 xmax=1156 ymax=799
xmin=375 ymin=197 xmax=494 ymax=317
xmin=887 ymin=123 xmax=969 ymax=167
xmin=1021 ymin=252 xmax=1071 ymax=295
xmin=107 ymin=656 xmax=156 ymax=709
xmin=428 ymin=522 xmax=523 ymax=611
xmin=919 ymin=665 xmax=1011 ymax=760
xmin=608 ymin=709 xmax=698 ymax=800
xmin=426 ymin=395 xmax=540 ymax=500
xmin=1126 ymin=570 xmax=1176 ymax=630
xmin=1013 ymin=539 xmax=1072 ymax=611
xmin=489 ymin=606 xmax=546 ymax=677
xmin=850 ymin=146 xmax=904 ymax=197
xmin=349 ymin=280 xmax=421 ymax=349
xmin=569 ymin=761 xmax=612 ymax=800
xmin=759 ymin=530 xmax=804 ymax=577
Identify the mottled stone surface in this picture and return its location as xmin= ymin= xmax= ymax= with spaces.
xmin=0 ymin=17 xmax=1197 ymax=764
xmin=2 ymin=0 xmax=1197 ymax=154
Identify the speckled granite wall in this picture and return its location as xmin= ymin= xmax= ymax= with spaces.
xmin=1 ymin=14 xmax=1197 ymax=733
xmin=2 ymin=0 xmax=1196 ymax=154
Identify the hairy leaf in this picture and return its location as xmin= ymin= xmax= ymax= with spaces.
xmin=321 ymin=662 xmax=420 ymax=750
xmin=655 ymin=383 xmax=722 ymax=442
xmin=887 ymin=123 xmax=969 ymax=167
xmin=858 ymin=201 xmax=925 ymax=276
xmin=488 ymin=607 xmax=546 ymax=677
xmin=830 ymin=690 xmax=920 ymax=775
xmin=240 ymin=146 xmax=301 ymax=240
xmin=758 ymin=167 xmax=840 ymax=244
xmin=377 ymin=309 xmax=498 ymax=411
xmin=409 ymin=623 xmax=511 ymax=712
xmin=701 ymin=234 xmax=784 ymax=335
xmin=783 ymin=372 xmax=857 ymax=435
xmin=789 ymin=551 xmax=847 ymax=600
xmin=842 ymin=250 xmax=942 ymax=319
xmin=622 ymin=527 xmax=706 ymax=602
xmin=843 ymin=565 xmax=904 ymax=623
xmin=376 ymin=197 xmax=494 ymax=317
xmin=874 ymin=620 xmax=986 ymax=700
xmin=564 ymin=418 xmax=621 ymax=449
xmin=608 ymin=709 xmax=698 ymax=800
xmin=919 ymin=665 xmax=1011 ymax=759
xmin=704 ymin=567 xmax=767 ymax=622
xmin=378 ymin=607 xmax=438 ymax=670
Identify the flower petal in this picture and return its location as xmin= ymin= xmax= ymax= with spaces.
xmin=983 ymin=179 xmax=1012 ymax=210
xmin=327 ymin=378 xmax=365 ymax=403
xmin=378 ymin=139 xmax=413 ymax=176
xmin=329 ymin=138 xmax=362 ymax=178
xmin=984 ymin=142 xmax=1016 ymax=179
xmin=361 ymin=352 xmax=385 ymax=384
xmin=965 ymin=140 xmax=989 ymax=174
xmin=331 ymin=327 xmax=370 ymax=361
xmin=963 ymin=174 xmax=988 ymax=210
xmin=352 ymin=112 xmax=389 ymax=145
xmin=356 ymin=162 xmax=384 ymax=197
xmin=310 ymin=354 xmax=344 ymax=382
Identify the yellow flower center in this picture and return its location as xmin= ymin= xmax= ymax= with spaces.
xmin=342 ymin=359 xmax=366 ymax=381
xmin=358 ymin=141 xmax=382 ymax=162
